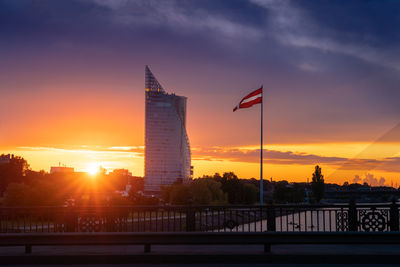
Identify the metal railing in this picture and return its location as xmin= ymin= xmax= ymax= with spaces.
xmin=0 ymin=201 xmax=398 ymax=233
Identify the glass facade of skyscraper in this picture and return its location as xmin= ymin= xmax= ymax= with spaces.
xmin=144 ymin=66 xmax=191 ymax=193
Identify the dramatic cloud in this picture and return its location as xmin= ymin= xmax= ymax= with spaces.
xmin=353 ymin=173 xmax=386 ymax=186
xmin=193 ymin=146 xmax=400 ymax=174
xmin=353 ymin=175 xmax=362 ymax=184
xmin=18 ymin=146 xmax=144 ymax=158
xmin=251 ymin=0 xmax=400 ymax=72
xmin=193 ymin=146 xmax=345 ymax=165
xmin=89 ymin=0 xmax=262 ymax=40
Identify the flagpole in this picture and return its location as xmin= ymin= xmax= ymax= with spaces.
xmin=260 ymin=85 xmax=263 ymax=205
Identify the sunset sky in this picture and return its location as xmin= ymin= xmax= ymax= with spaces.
xmin=1 ymin=0 xmax=400 ymax=186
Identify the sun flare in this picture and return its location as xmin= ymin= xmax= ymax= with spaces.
xmin=86 ymin=163 xmax=100 ymax=176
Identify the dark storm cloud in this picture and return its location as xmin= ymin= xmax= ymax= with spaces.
xmin=0 ymin=0 xmax=96 ymax=36
xmin=296 ymin=0 xmax=400 ymax=47
xmin=0 ymin=0 xmax=265 ymax=43
xmin=2 ymin=0 xmax=400 ymax=61
xmin=2 ymin=0 xmax=400 ymax=72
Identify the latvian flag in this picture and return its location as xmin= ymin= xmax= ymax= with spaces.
xmin=233 ymin=86 xmax=262 ymax=112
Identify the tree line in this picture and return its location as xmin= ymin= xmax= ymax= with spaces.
xmin=0 ymin=154 xmax=329 ymax=206
xmin=160 ymin=172 xmax=258 ymax=205
xmin=0 ymin=154 xmax=142 ymax=206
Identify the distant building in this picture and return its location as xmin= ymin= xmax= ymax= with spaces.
xmin=109 ymin=169 xmax=133 ymax=191
xmin=144 ymin=66 xmax=191 ymax=193
xmin=110 ymin=169 xmax=132 ymax=177
xmin=50 ymin=166 xmax=74 ymax=174
xmin=0 ymin=154 xmax=12 ymax=165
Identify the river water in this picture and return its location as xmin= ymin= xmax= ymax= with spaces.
xmin=224 ymin=206 xmax=391 ymax=232
xmin=222 ymin=208 xmax=348 ymax=232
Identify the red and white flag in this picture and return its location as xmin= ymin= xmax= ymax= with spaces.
xmin=233 ymin=86 xmax=262 ymax=112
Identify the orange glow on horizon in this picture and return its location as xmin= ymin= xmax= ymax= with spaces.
xmin=1 ymin=83 xmax=399 ymax=187
xmin=1 ymin=141 xmax=400 ymax=186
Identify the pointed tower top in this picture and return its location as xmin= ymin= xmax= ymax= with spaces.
xmin=145 ymin=65 xmax=165 ymax=93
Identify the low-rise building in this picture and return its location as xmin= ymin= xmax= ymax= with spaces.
xmin=50 ymin=166 xmax=74 ymax=174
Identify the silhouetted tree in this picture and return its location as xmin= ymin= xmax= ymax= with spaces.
xmin=128 ymin=190 xmax=159 ymax=205
xmin=290 ymin=183 xmax=305 ymax=203
xmin=242 ymin=183 xmax=258 ymax=204
xmin=130 ymin=177 xmax=144 ymax=192
xmin=109 ymin=193 xmax=132 ymax=206
xmin=213 ymin=172 xmax=258 ymax=204
xmin=220 ymin=172 xmax=242 ymax=203
xmin=2 ymin=183 xmax=31 ymax=206
xmin=311 ymin=165 xmax=325 ymax=202
xmin=273 ymin=181 xmax=290 ymax=203
xmin=272 ymin=181 xmax=305 ymax=203
xmin=0 ymin=155 xmax=29 ymax=196
xmin=3 ymin=180 xmax=66 ymax=206
xmin=30 ymin=180 xmax=67 ymax=206
xmin=108 ymin=169 xmax=131 ymax=191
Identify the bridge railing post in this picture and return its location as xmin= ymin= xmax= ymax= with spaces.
xmin=348 ymin=200 xmax=358 ymax=231
xmin=25 ymin=245 xmax=32 ymax=254
xmin=105 ymin=208 xmax=116 ymax=232
xmin=65 ymin=207 xmax=77 ymax=232
xmin=390 ymin=199 xmax=399 ymax=231
xmin=266 ymin=204 xmax=276 ymax=232
xmin=265 ymin=204 xmax=275 ymax=253
xmin=186 ymin=207 xmax=196 ymax=232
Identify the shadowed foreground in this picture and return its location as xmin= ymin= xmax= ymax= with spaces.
xmin=2 ymin=244 xmax=400 ymax=265
xmin=2 ymin=203 xmax=400 ymax=264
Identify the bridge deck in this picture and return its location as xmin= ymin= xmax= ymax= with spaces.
xmin=1 ymin=244 xmax=400 ymax=264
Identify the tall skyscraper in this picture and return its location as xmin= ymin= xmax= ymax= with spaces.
xmin=144 ymin=66 xmax=191 ymax=193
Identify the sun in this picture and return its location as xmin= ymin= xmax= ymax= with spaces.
xmin=86 ymin=163 xmax=100 ymax=176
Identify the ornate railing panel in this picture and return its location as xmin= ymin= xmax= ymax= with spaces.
xmin=358 ymin=207 xmax=390 ymax=232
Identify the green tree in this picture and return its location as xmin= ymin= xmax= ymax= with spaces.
xmin=203 ymin=179 xmax=227 ymax=204
xmin=311 ymin=165 xmax=325 ymax=202
xmin=161 ymin=179 xmax=227 ymax=205
xmin=189 ymin=180 xmax=211 ymax=204
xmin=170 ymin=184 xmax=191 ymax=205
xmin=189 ymin=179 xmax=227 ymax=205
